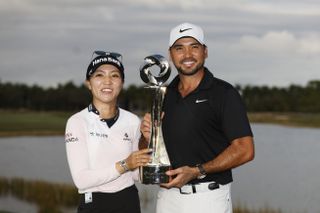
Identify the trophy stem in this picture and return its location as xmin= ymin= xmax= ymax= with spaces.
xmin=149 ymin=87 xmax=166 ymax=164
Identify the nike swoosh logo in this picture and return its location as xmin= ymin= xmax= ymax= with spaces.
xmin=179 ymin=28 xmax=192 ymax=33
xmin=195 ymin=99 xmax=208 ymax=104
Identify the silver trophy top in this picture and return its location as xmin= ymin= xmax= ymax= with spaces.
xmin=139 ymin=54 xmax=171 ymax=87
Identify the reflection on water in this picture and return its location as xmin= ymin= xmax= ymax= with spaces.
xmin=0 ymin=124 xmax=320 ymax=213
xmin=0 ymin=176 xmax=283 ymax=213
xmin=0 ymin=176 xmax=77 ymax=213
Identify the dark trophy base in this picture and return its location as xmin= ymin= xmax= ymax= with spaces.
xmin=140 ymin=165 xmax=171 ymax=184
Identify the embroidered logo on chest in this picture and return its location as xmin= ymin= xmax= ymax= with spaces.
xmin=89 ymin=131 xmax=108 ymax=139
xmin=123 ymin=133 xmax=131 ymax=142
xmin=195 ymin=99 xmax=208 ymax=104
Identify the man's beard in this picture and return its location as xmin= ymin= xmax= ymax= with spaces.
xmin=176 ymin=61 xmax=204 ymax=76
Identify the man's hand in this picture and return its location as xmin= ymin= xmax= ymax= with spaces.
xmin=139 ymin=113 xmax=151 ymax=149
xmin=161 ymin=166 xmax=199 ymax=188
xmin=140 ymin=113 xmax=151 ymax=141
xmin=139 ymin=112 xmax=165 ymax=149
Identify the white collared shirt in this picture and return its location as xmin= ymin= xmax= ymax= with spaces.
xmin=65 ymin=107 xmax=141 ymax=193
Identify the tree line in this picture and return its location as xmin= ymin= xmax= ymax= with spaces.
xmin=1 ymin=80 xmax=320 ymax=113
xmin=239 ymin=80 xmax=320 ymax=112
xmin=0 ymin=81 xmax=152 ymax=113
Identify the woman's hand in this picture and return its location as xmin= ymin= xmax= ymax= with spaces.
xmin=116 ymin=148 xmax=152 ymax=174
xmin=125 ymin=148 xmax=152 ymax=170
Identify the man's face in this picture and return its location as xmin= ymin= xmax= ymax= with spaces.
xmin=169 ymin=37 xmax=207 ymax=76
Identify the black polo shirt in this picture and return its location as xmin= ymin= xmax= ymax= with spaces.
xmin=162 ymin=68 xmax=253 ymax=185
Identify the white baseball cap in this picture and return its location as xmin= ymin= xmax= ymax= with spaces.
xmin=169 ymin=23 xmax=205 ymax=47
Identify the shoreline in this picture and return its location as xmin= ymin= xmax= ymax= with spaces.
xmin=1 ymin=112 xmax=320 ymax=137
xmin=0 ymin=131 xmax=64 ymax=138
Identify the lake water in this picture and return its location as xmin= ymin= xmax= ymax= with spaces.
xmin=0 ymin=124 xmax=319 ymax=213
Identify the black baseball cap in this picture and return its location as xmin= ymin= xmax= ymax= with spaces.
xmin=86 ymin=51 xmax=124 ymax=81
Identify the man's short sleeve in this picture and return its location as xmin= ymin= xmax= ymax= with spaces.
xmin=222 ymin=88 xmax=253 ymax=141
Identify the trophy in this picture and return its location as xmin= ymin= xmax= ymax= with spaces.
xmin=139 ymin=54 xmax=171 ymax=184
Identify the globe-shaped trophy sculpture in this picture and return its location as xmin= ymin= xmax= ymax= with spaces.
xmin=139 ymin=54 xmax=171 ymax=184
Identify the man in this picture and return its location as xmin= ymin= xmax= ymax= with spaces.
xmin=140 ymin=23 xmax=254 ymax=213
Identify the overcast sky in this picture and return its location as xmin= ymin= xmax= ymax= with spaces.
xmin=1 ymin=0 xmax=319 ymax=88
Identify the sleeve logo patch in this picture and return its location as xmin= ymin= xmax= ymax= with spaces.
xmin=65 ymin=132 xmax=79 ymax=143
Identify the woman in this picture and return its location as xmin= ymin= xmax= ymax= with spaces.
xmin=65 ymin=51 xmax=151 ymax=213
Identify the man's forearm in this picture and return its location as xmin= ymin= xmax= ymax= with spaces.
xmin=203 ymin=136 xmax=254 ymax=174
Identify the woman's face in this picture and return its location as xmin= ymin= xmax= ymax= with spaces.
xmin=86 ymin=64 xmax=123 ymax=106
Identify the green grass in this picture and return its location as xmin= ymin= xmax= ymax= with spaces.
xmin=0 ymin=110 xmax=74 ymax=136
xmin=1 ymin=110 xmax=320 ymax=137
xmin=248 ymin=112 xmax=320 ymax=128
